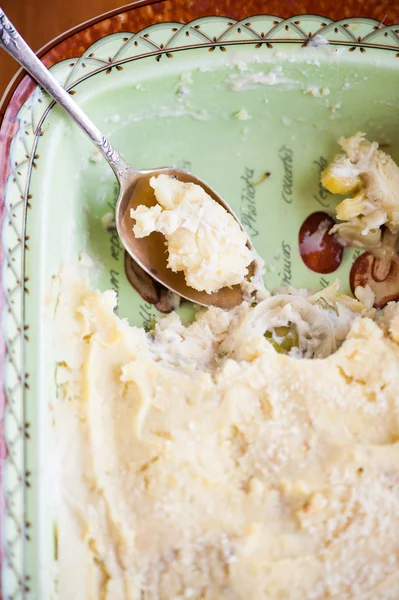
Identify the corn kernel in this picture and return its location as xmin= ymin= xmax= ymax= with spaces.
xmin=336 ymin=192 xmax=367 ymax=220
xmin=321 ymin=153 xmax=361 ymax=195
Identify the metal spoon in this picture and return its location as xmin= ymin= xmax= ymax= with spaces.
xmin=0 ymin=8 xmax=253 ymax=309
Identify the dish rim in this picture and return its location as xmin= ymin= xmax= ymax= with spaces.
xmin=2 ymin=0 xmax=399 ymax=597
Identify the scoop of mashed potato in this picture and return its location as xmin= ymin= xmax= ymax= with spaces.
xmin=131 ymin=175 xmax=254 ymax=294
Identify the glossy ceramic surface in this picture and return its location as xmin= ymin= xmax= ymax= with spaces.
xmin=1 ymin=3 xmax=399 ymax=598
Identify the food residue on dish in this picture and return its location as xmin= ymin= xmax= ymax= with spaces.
xmin=227 ymin=66 xmax=297 ymax=91
xmin=304 ymin=84 xmax=330 ymax=98
xmin=234 ymin=108 xmax=251 ymax=121
xmin=322 ymin=132 xmax=399 ymax=249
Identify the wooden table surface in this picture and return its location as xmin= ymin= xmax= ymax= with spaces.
xmin=0 ymin=0 xmax=129 ymax=95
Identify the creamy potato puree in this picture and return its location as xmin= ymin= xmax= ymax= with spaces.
xmin=131 ymin=175 xmax=254 ymax=294
xmin=55 ymin=270 xmax=399 ymax=600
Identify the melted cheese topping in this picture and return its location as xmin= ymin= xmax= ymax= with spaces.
xmin=55 ymin=272 xmax=399 ymax=600
xmin=131 ymin=175 xmax=254 ymax=294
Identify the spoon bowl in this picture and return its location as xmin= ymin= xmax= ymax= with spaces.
xmin=116 ymin=166 xmax=253 ymax=309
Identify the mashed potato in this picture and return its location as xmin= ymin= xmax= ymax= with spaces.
xmin=131 ymin=175 xmax=254 ymax=294
xmin=55 ymin=269 xmax=399 ymax=600
xmin=55 ymin=134 xmax=399 ymax=599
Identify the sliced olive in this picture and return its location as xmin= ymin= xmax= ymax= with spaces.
xmin=265 ymin=325 xmax=299 ymax=354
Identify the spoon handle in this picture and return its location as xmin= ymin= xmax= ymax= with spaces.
xmin=0 ymin=8 xmax=131 ymax=180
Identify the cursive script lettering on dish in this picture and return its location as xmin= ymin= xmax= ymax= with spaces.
xmin=240 ymin=166 xmax=258 ymax=237
xmin=313 ymin=157 xmax=330 ymax=209
xmin=106 ymin=194 xmax=123 ymax=309
xmin=319 ymin=276 xmax=330 ymax=289
xmin=139 ymin=301 xmax=155 ymax=332
xmin=178 ymin=159 xmax=192 ymax=171
xmin=282 ymin=240 xmax=292 ymax=285
xmin=279 ymin=145 xmax=293 ymax=204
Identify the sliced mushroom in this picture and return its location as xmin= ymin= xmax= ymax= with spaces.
xmin=350 ymin=229 xmax=399 ymax=308
xmin=124 ymin=252 xmax=181 ymax=314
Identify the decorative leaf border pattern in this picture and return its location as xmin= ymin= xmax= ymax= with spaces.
xmin=2 ymin=13 xmax=399 ymax=599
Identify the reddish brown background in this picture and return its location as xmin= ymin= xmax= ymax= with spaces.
xmin=1 ymin=0 xmax=399 ymax=95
